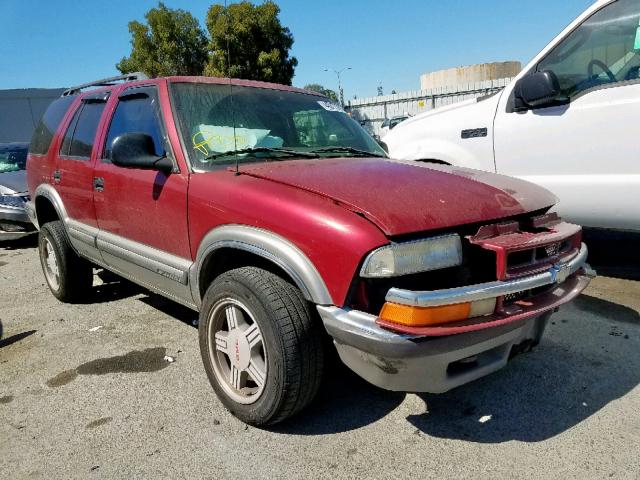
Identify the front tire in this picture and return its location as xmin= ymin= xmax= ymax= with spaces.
xmin=38 ymin=220 xmax=93 ymax=302
xmin=199 ymin=267 xmax=324 ymax=425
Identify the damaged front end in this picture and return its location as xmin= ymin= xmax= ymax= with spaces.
xmin=316 ymin=213 xmax=594 ymax=393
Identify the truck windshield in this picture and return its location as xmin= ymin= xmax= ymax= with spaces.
xmin=170 ymin=82 xmax=386 ymax=171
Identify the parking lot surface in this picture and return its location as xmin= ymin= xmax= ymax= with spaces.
xmin=1 ymin=237 xmax=639 ymax=479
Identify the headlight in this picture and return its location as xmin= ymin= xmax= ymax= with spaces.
xmin=360 ymin=234 xmax=463 ymax=278
xmin=0 ymin=194 xmax=26 ymax=208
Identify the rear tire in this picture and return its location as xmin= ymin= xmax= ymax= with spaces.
xmin=38 ymin=220 xmax=93 ymax=303
xmin=199 ymin=267 xmax=324 ymax=426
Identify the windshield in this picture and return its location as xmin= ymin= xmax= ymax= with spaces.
xmin=0 ymin=145 xmax=28 ymax=173
xmin=389 ymin=117 xmax=408 ymax=129
xmin=170 ymin=82 xmax=386 ymax=171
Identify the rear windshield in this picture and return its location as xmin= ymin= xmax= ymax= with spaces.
xmin=29 ymin=96 xmax=76 ymax=155
xmin=0 ymin=145 xmax=28 ymax=173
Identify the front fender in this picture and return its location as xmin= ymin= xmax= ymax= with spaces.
xmin=391 ymin=137 xmax=493 ymax=171
xmin=190 ymin=224 xmax=334 ymax=308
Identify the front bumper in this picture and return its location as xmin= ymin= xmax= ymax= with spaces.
xmin=0 ymin=205 xmax=36 ymax=241
xmin=317 ymin=243 xmax=593 ymax=393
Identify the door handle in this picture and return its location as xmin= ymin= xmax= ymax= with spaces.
xmin=52 ymin=170 xmax=61 ymax=183
xmin=93 ymin=177 xmax=105 ymax=192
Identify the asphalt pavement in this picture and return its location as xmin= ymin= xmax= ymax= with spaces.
xmin=1 ymin=236 xmax=639 ymax=479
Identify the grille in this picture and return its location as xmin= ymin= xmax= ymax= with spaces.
xmin=506 ymin=240 xmax=572 ymax=276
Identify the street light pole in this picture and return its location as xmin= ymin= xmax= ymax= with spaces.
xmin=324 ymin=67 xmax=352 ymax=107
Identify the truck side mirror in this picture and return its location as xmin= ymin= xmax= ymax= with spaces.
xmin=111 ymin=133 xmax=173 ymax=173
xmin=514 ymin=71 xmax=563 ymax=110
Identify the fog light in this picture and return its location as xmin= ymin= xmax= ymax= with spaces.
xmin=379 ymin=298 xmax=496 ymax=327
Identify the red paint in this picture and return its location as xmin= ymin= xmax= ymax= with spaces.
xmin=164 ymin=76 xmax=325 ymax=97
xmin=239 ymin=158 xmax=555 ymax=236
xmin=187 ymin=170 xmax=388 ymax=305
xmin=51 ymin=97 xmax=101 ymax=227
xmin=468 ymin=220 xmax=582 ymax=280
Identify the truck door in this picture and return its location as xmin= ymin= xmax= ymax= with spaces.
xmin=494 ymin=0 xmax=640 ymax=231
xmin=92 ymin=83 xmax=193 ymax=305
xmin=54 ymin=92 xmax=109 ymax=259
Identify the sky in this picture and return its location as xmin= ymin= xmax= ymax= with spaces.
xmin=1 ymin=0 xmax=594 ymax=98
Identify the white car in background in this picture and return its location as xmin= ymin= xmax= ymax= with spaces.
xmin=378 ymin=114 xmax=409 ymax=139
xmin=385 ymin=0 xmax=640 ymax=233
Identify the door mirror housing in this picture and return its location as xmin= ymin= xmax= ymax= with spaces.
xmin=514 ymin=71 xmax=564 ymax=110
xmin=111 ymin=133 xmax=173 ymax=173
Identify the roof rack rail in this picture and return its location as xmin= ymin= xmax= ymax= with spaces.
xmin=62 ymin=72 xmax=149 ymax=96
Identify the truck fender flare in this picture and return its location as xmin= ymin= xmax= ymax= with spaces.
xmin=191 ymin=224 xmax=333 ymax=307
xmin=33 ymin=184 xmax=69 ymax=228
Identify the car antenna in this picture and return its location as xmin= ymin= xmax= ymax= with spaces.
xmin=224 ymin=0 xmax=240 ymax=176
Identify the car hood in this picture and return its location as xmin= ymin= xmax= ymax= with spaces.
xmin=238 ymin=158 xmax=556 ymax=236
xmin=0 ymin=170 xmax=27 ymax=195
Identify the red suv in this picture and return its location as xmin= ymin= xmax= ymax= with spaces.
xmin=26 ymin=74 xmax=593 ymax=425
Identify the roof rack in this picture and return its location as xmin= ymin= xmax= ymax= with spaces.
xmin=62 ymin=72 xmax=149 ymax=96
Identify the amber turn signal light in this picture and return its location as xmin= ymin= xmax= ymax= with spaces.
xmin=379 ymin=298 xmax=496 ymax=327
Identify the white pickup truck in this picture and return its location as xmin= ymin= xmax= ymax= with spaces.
xmin=385 ymin=0 xmax=640 ymax=233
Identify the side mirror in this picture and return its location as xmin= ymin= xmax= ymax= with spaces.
xmin=111 ymin=133 xmax=173 ymax=173
xmin=514 ymin=71 xmax=563 ymax=110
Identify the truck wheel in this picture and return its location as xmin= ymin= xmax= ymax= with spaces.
xmin=199 ymin=267 xmax=324 ymax=426
xmin=38 ymin=220 xmax=93 ymax=302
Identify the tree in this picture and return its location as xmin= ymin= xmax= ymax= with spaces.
xmin=303 ymin=84 xmax=338 ymax=102
xmin=117 ymin=3 xmax=208 ymax=77
xmin=205 ymin=1 xmax=297 ymax=85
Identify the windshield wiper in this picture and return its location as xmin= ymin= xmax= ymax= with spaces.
xmin=204 ymin=147 xmax=319 ymax=161
xmin=309 ymin=147 xmax=386 ymax=158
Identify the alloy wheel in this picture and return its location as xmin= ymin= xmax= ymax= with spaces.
xmin=207 ymin=298 xmax=268 ymax=404
xmin=41 ymin=238 xmax=60 ymax=291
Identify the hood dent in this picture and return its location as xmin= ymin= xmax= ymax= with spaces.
xmin=238 ymin=158 xmax=556 ymax=236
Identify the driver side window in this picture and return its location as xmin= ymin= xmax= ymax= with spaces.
xmin=537 ymin=0 xmax=640 ymax=99
xmin=103 ymin=88 xmax=165 ymax=162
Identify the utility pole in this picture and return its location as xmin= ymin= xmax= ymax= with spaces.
xmin=324 ymin=67 xmax=352 ymax=107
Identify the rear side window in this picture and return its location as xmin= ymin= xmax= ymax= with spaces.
xmin=103 ymin=90 xmax=165 ymax=160
xmin=29 ymin=96 xmax=76 ymax=155
xmin=60 ymin=101 xmax=107 ymax=159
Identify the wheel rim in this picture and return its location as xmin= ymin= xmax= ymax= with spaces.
xmin=207 ymin=298 xmax=267 ymax=405
xmin=41 ymin=238 xmax=60 ymax=291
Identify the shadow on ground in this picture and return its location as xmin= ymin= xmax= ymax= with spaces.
xmin=37 ymin=247 xmax=638 ymax=441
xmin=138 ymin=294 xmax=198 ymax=327
xmin=406 ymin=296 xmax=639 ymax=443
xmin=270 ymin=294 xmax=639 ymax=440
xmin=573 ymin=294 xmax=639 ymax=325
xmin=71 ymin=270 xmax=144 ymax=304
xmin=0 ymin=329 xmax=36 ymax=348
xmin=272 ymin=361 xmax=407 ymax=435
xmin=0 ymin=234 xmax=37 ymax=251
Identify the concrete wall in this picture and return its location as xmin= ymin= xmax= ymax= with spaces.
xmin=0 ymin=88 xmax=66 ymax=143
xmin=420 ymin=61 xmax=521 ymax=90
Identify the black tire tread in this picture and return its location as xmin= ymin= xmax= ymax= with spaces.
xmin=204 ymin=266 xmax=324 ymax=425
xmin=39 ymin=220 xmax=93 ymax=302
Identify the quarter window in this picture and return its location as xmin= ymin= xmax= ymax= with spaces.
xmin=29 ymin=96 xmax=75 ymax=155
xmin=537 ymin=0 xmax=640 ymax=99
